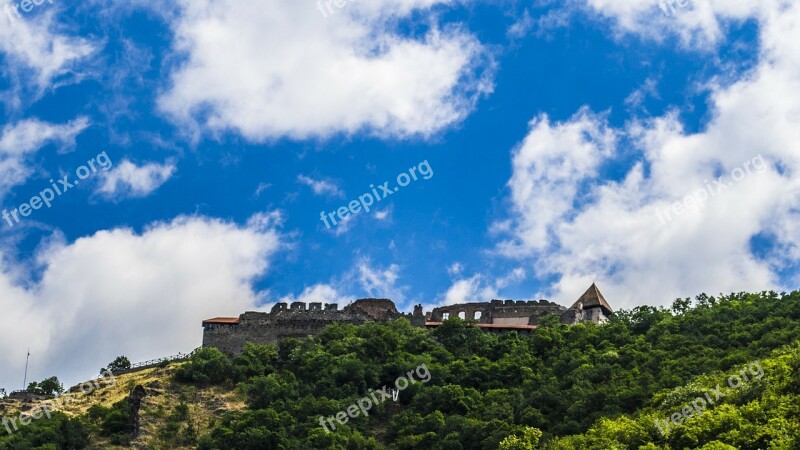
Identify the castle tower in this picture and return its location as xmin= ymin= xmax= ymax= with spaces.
xmin=568 ymin=283 xmax=613 ymax=323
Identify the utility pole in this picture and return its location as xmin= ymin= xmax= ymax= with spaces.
xmin=22 ymin=348 xmax=30 ymax=391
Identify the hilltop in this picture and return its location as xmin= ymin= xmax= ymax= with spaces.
xmin=1 ymin=290 xmax=800 ymax=449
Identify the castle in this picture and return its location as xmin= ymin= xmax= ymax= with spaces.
xmin=202 ymin=283 xmax=613 ymax=355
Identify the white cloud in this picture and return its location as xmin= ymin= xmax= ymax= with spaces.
xmin=254 ymin=182 xmax=272 ymax=197
xmin=0 ymin=117 xmax=89 ymax=156
xmin=297 ymin=174 xmax=344 ymax=198
xmin=506 ymin=9 xmax=533 ymax=40
xmin=157 ymin=0 xmax=493 ymax=141
xmin=0 ymin=215 xmax=282 ymax=390
xmin=496 ymin=267 xmax=526 ymax=289
xmin=330 ymin=212 xmax=356 ymax=236
xmin=442 ymin=274 xmax=497 ymax=305
xmin=440 ymin=267 xmax=526 ymax=305
xmin=625 ymin=77 xmax=660 ymax=111
xmin=276 ymin=258 xmax=406 ymax=308
xmin=497 ymin=1 xmax=800 ymax=310
xmin=0 ymin=10 xmax=96 ymax=99
xmin=365 ymin=204 xmax=392 ymax=224
xmin=0 ymin=117 xmax=90 ymax=197
xmin=96 ymin=160 xmax=176 ymax=199
xmin=278 ymin=283 xmax=352 ymax=306
xmin=498 ymin=108 xmax=616 ymax=256
xmin=356 ymin=258 xmax=405 ymax=301
xmin=447 ymin=262 xmax=463 ymax=276
xmin=581 ymin=0 xmax=768 ymax=48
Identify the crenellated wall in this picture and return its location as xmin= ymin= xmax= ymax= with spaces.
xmin=203 ymin=287 xmax=613 ymax=354
xmin=203 ymin=299 xmax=417 ymax=355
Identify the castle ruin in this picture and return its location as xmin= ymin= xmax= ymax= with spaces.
xmin=203 ymin=283 xmax=613 ymax=355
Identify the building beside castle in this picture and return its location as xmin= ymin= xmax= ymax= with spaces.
xmin=202 ymin=283 xmax=613 ymax=355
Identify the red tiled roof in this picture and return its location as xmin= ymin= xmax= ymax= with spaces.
xmin=425 ymin=322 xmax=537 ymax=330
xmin=203 ymin=317 xmax=240 ymax=325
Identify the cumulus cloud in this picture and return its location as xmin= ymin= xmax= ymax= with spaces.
xmin=0 ymin=10 xmax=96 ymax=99
xmin=440 ymin=267 xmax=526 ymax=305
xmin=497 ymin=0 xmax=800 ymax=310
xmin=274 ymin=258 xmax=407 ymax=308
xmin=158 ymin=0 xmax=493 ymax=141
xmin=496 ymin=267 xmax=527 ymax=288
xmin=499 ymin=108 xmax=616 ymax=256
xmin=0 ymin=117 xmax=90 ymax=197
xmin=297 ymin=175 xmax=344 ymax=198
xmin=96 ymin=159 xmax=176 ymax=199
xmin=0 ymin=215 xmax=282 ymax=389
xmin=278 ymin=283 xmax=352 ymax=306
xmin=581 ymin=0 xmax=769 ymax=48
xmin=356 ymin=258 xmax=406 ymax=301
xmin=442 ymin=275 xmax=497 ymax=305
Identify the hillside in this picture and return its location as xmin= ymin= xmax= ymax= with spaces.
xmin=0 ymin=364 xmax=246 ymax=449
xmin=2 ymin=290 xmax=800 ymax=449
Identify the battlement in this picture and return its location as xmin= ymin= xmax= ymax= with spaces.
xmin=269 ymin=302 xmax=341 ymax=315
xmin=203 ymin=284 xmax=613 ymax=354
xmin=202 ymin=298 xmax=411 ymax=354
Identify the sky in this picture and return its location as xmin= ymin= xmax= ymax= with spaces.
xmin=0 ymin=0 xmax=798 ymax=389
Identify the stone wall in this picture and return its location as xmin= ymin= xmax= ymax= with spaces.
xmin=202 ymin=321 xmax=259 ymax=355
xmin=430 ymin=302 xmax=494 ymax=322
xmin=346 ymin=298 xmax=400 ymax=321
xmin=203 ymin=291 xmax=611 ymax=354
xmin=203 ymin=298 xmax=414 ymax=355
xmin=429 ymin=299 xmax=567 ymax=325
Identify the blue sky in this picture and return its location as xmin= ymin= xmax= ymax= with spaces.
xmin=1 ymin=0 xmax=798 ymax=388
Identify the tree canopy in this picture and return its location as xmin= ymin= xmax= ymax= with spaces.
xmin=3 ymin=290 xmax=800 ymax=449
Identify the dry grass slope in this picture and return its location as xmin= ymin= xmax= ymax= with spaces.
xmin=2 ymin=362 xmax=246 ymax=449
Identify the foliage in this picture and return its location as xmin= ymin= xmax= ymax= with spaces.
xmin=156 ymin=403 xmax=196 ymax=447
xmin=86 ymin=399 xmax=135 ymax=445
xmin=174 ymin=347 xmax=232 ymax=384
xmin=0 ymin=412 xmax=89 ymax=449
xmin=10 ymin=290 xmax=800 ymax=448
xmin=103 ymin=356 xmax=132 ymax=374
xmin=26 ymin=376 xmax=63 ymax=396
xmin=546 ymin=344 xmax=800 ymax=448
xmin=500 ymin=427 xmax=543 ymax=450
xmin=182 ymin=291 xmax=800 ymax=448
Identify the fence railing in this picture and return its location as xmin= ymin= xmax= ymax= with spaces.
xmin=111 ymin=348 xmax=201 ymax=374
xmin=2 ymin=348 xmax=203 ymax=398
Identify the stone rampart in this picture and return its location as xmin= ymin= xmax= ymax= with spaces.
xmin=203 ymin=285 xmax=613 ymax=354
xmin=202 ymin=299 xmax=409 ymax=355
xmin=429 ymin=300 xmax=566 ymax=325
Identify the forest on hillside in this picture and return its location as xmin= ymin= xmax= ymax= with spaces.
xmin=2 ymin=290 xmax=800 ymax=449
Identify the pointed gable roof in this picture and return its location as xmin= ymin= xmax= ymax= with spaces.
xmin=570 ymin=283 xmax=613 ymax=315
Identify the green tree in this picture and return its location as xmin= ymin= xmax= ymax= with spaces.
xmin=26 ymin=376 xmax=63 ymax=396
xmin=104 ymin=356 xmax=132 ymax=373
xmin=175 ymin=347 xmax=232 ymax=384
xmin=499 ymin=427 xmax=542 ymax=450
xmin=0 ymin=412 xmax=89 ymax=449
